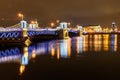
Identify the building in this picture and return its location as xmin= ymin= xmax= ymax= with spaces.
xmin=83 ymin=25 xmax=102 ymax=33
xmin=111 ymin=21 xmax=117 ymax=32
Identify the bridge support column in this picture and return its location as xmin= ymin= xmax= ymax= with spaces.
xmin=58 ymin=22 xmax=69 ymax=39
xmin=20 ymin=20 xmax=28 ymax=38
xmin=20 ymin=20 xmax=31 ymax=45
xmin=22 ymin=29 xmax=31 ymax=46
xmin=21 ymin=23 xmax=28 ymax=42
xmin=58 ymin=29 xmax=69 ymax=39
xmin=77 ymin=26 xmax=83 ymax=36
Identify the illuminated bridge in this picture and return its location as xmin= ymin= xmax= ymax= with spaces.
xmin=0 ymin=19 xmax=119 ymax=43
xmin=0 ymin=21 xmax=82 ymax=43
xmin=0 ymin=28 xmax=61 ymax=42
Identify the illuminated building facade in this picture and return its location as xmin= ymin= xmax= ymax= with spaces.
xmin=112 ymin=21 xmax=117 ymax=32
xmin=83 ymin=25 xmax=102 ymax=33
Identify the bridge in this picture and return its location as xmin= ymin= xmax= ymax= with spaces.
xmin=0 ymin=20 xmax=83 ymax=43
xmin=0 ymin=20 xmax=119 ymax=43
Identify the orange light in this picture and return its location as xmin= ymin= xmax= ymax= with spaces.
xmin=19 ymin=65 xmax=25 ymax=75
xmin=51 ymin=48 xmax=55 ymax=57
xmin=18 ymin=13 xmax=23 ymax=17
xmin=56 ymin=20 xmax=60 ymax=23
xmin=50 ymin=22 xmax=55 ymax=27
xmin=68 ymin=22 xmax=71 ymax=26
xmin=18 ymin=13 xmax=24 ymax=20
xmin=31 ymin=20 xmax=35 ymax=24
xmin=32 ymin=53 xmax=36 ymax=59
xmin=32 ymin=49 xmax=36 ymax=58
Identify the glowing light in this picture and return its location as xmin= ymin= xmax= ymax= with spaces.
xmin=60 ymin=40 xmax=68 ymax=58
xmin=32 ymin=53 xmax=36 ymax=59
xmin=111 ymin=34 xmax=117 ymax=52
xmin=19 ymin=65 xmax=25 ymax=75
xmin=98 ymin=35 xmax=102 ymax=51
xmin=56 ymin=20 xmax=60 ymax=23
xmin=23 ymin=29 xmax=28 ymax=37
xmin=18 ymin=13 xmax=23 ymax=17
xmin=22 ymin=55 xmax=28 ymax=65
xmin=103 ymin=34 xmax=109 ymax=51
xmin=25 ymin=38 xmax=31 ymax=46
xmin=67 ymin=38 xmax=71 ymax=57
xmin=57 ymin=45 xmax=60 ymax=60
xmin=89 ymin=35 xmax=93 ymax=51
xmin=31 ymin=20 xmax=35 ymax=24
xmin=63 ymin=30 xmax=69 ymax=39
xmin=51 ymin=47 xmax=55 ymax=57
xmin=94 ymin=35 xmax=102 ymax=51
xmin=18 ymin=13 xmax=24 ymax=20
xmin=23 ymin=47 xmax=28 ymax=57
xmin=22 ymin=46 xmax=28 ymax=65
xmin=114 ymin=35 xmax=117 ymax=52
xmin=32 ymin=49 xmax=36 ymax=59
xmin=50 ymin=22 xmax=55 ymax=27
xmin=68 ymin=22 xmax=71 ymax=26
xmin=83 ymin=35 xmax=88 ymax=52
xmin=76 ymin=37 xmax=83 ymax=54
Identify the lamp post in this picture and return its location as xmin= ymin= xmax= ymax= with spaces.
xmin=18 ymin=13 xmax=24 ymax=20
xmin=56 ymin=20 xmax=60 ymax=23
xmin=50 ymin=22 xmax=55 ymax=28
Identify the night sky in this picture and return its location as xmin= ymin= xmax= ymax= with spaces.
xmin=0 ymin=0 xmax=120 ymax=27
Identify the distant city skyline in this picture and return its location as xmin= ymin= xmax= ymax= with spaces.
xmin=0 ymin=0 xmax=120 ymax=27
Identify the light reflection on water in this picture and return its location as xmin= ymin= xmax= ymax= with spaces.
xmin=0 ymin=34 xmax=119 ymax=76
xmin=0 ymin=34 xmax=118 ymax=61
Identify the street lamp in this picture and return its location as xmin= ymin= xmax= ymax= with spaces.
xmin=18 ymin=13 xmax=24 ymax=20
xmin=30 ymin=20 xmax=35 ymax=24
xmin=56 ymin=20 xmax=60 ymax=23
xmin=50 ymin=22 xmax=55 ymax=28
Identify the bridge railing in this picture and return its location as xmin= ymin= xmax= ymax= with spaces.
xmin=0 ymin=27 xmax=60 ymax=39
xmin=0 ymin=31 xmax=22 ymax=39
xmin=0 ymin=28 xmax=22 ymax=32
xmin=27 ymin=29 xmax=58 ymax=37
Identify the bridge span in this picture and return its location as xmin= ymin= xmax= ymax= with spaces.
xmin=0 ymin=21 xmax=82 ymax=43
xmin=0 ymin=20 xmax=119 ymax=43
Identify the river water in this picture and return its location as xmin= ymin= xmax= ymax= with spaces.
xmin=0 ymin=34 xmax=120 ymax=80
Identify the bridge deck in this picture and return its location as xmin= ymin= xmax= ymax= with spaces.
xmin=83 ymin=32 xmax=120 ymax=35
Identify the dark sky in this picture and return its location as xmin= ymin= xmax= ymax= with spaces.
xmin=0 ymin=0 xmax=120 ymax=27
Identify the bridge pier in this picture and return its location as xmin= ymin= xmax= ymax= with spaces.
xmin=20 ymin=20 xmax=30 ymax=44
xmin=57 ymin=22 xmax=69 ymax=39
xmin=58 ymin=29 xmax=69 ymax=39
xmin=0 ymin=20 xmax=29 ymax=43
xmin=0 ymin=30 xmax=27 ymax=43
xmin=77 ymin=26 xmax=83 ymax=36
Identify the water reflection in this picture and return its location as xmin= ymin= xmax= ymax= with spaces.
xmin=94 ymin=34 xmax=102 ymax=51
xmin=60 ymin=39 xmax=71 ymax=58
xmin=83 ymin=35 xmax=89 ymax=52
xmin=110 ymin=34 xmax=117 ymax=52
xmin=103 ymin=34 xmax=109 ymax=51
xmin=0 ymin=48 xmax=21 ymax=63
xmin=0 ymin=34 xmax=118 ymax=62
xmin=76 ymin=37 xmax=83 ymax=54
xmin=22 ymin=46 xmax=28 ymax=65
xmin=0 ymin=34 xmax=119 ymax=76
xmin=19 ymin=46 xmax=29 ymax=75
xmin=79 ymin=34 xmax=118 ymax=52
